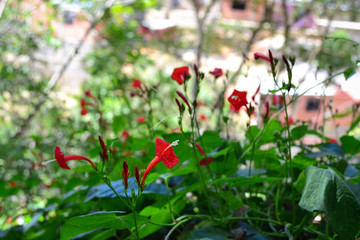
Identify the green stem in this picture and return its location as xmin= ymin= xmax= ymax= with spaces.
xmin=164 ymin=179 xmax=175 ymax=222
xmin=282 ymin=91 xmax=296 ymax=225
xmin=194 ymin=114 xmax=224 ymax=220
xmin=275 ymin=182 xmax=281 ymax=222
xmin=103 ymin=179 xmax=137 ymax=238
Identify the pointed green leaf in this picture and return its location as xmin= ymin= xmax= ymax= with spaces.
xmin=60 ymin=211 xmax=148 ymax=240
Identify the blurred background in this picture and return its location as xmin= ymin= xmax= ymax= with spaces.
xmin=0 ymin=0 xmax=359 ymax=236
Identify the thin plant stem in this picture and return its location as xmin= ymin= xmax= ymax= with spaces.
xmin=275 ymin=182 xmax=281 ymax=222
xmin=164 ymin=218 xmax=191 ymax=240
xmin=103 ymin=179 xmax=138 ymax=238
xmin=178 ymin=126 xmax=214 ymax=218
xmin=194 ymin=114 xmax=224 ymax=220
xmin=164 ymin=179 xmax=175 ymax=222
xmin=282 ymin=90 xmax=296 ymax=225
xmin=124 ymin=190 xmax=139 ymax=240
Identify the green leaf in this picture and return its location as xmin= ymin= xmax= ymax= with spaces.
xmin=60 ymin=211 xmax=148 ymax=240
xmin=349 ymin=115 xmax=360 ymax=132
xmin=292 ymin=154 xmax=317 ymax=170
xmin=340 ymin=135 xmax=360 ymax=154
xmin=139 ymin=197 xmax=186 ymax=238
xmin=209 ymin=176 xmax=282 ymax=186
xmin=299 ymin=166 xmax=360 ymax=240
xmin=291 ymin=125 xmax=307 ymax=140
xmin=112 ymin=115 xmax=127 ymax=135
xmin=245 ymin=120 xmax=282 ymax=146
xmin=343 ymin=66 xmax=358 ymax=80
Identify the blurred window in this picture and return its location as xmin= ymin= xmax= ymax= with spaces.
xmin=306 ymin=99 xmax=320 ymax=111
xmin=232 ymin=0 xmax=246 ymax=10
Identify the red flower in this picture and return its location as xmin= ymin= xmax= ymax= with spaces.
xmin=9 ymin=181 xmax=18 ymax=187
xmin=137 ymin=116 xmax=146 ymax=123
xmin=200 ymin=157 xmax=213 ymax=166
xmin=254 ymin=52 xmax=272 ymax=64
xmin=54 ymin=146 xmax=97 ymax=170
xmin=81 ymin=99 xmax=87 ymax=108
xmin=199 ymin=114 xmax=207 ymax=121
xmin=209 ymin=68 xmax=223 ymax=78
xmin=85 ymin=90 xmax=93 ymax=97
xmin=193 ymin=142 xmax=205 ymax=155
xmin=329 ymin=138 xmax=337 ymax=143
xmin=132 ymin=79 xmax=141 ymax=89
xmin=141 ymin=138 xmax=179 ymax=189
xmin=227 ymin=90 xmax=248 ymax=112
xmin=254 ymin=53 xmax=271 ymax=63
xmin=122 ymin=131 xmax=130 ymax=139
xmin=171 ymin=66 xmax=190 ymax=85
xmin=288 ymin=117 xmax=294 ymax=126
xmin=122 ymin=161 xmax=129 ymax=189
xmin=98 ymin=135 xmax=108 ymax=161
xmin=193 ymin=142 xmax=214 ymax=166
xmin=81 ymin=108 xmax=88 ymax=116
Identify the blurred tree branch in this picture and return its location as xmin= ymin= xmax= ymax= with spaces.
xmin=13 ymin=0 xmax=116 ymax=138
xmin=228 ymin=0 xmax=275 ymax=85
xmin=191 ymin=0 xmax=219 ymax=100
xmin=0 ymin=0 xmax=7 ymax=19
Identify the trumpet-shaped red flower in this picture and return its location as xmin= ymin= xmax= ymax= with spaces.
xmin=132 ymin=79 xmax=141 ymax=89
xmin=254 ymin=53 xmax=272 ymax=63
xmin=227 ymin=90 xmax=248 ymax=112
xmin=141 ymin=138 xmax=179 ymax=189
xmin=171 ymin=66 xmax=190 ymax=85
xmin=209 ymin=68 xmax=223 ymax=78
xmin=54 ymin=146 xmax=97 ymax=170
xmin=122 ymin=161 xmax=129 ymax=189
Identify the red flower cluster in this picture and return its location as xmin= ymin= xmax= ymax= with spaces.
xmin=81 ymin=90 xmax=97 ymax=116
xmin=171 ymin=66 xmax=190 ymax=85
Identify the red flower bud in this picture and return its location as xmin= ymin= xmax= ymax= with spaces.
xmin=122 ymin=161 xmax=129 ymax=189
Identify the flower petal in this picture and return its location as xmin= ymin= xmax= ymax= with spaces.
xmin=55 ymin=146 xmax=71 ymax=170
xmin=155 ymin=138 xmax=179 ymax=169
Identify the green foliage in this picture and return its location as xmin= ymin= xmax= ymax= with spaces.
xmin=299 ymin=166 xmax=360 ymax=239
xmin=318 ymin=31 xmax=357 ymax=72
xmin=1 ymin=1 xmax=360 ymax=239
